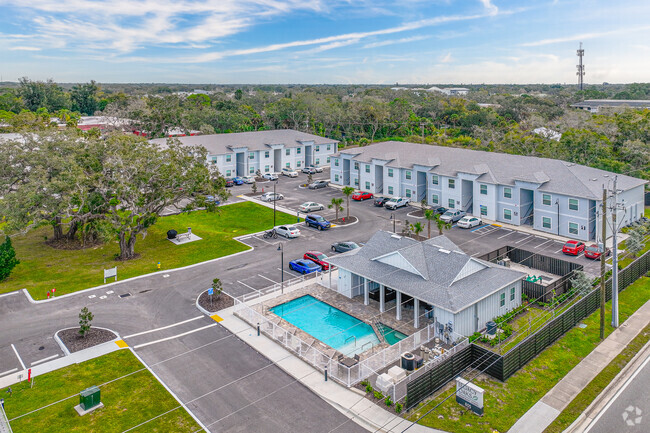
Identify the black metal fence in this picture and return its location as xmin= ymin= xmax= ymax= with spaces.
xmin=405 ymin=249 xmax=650 ymax=405
xmin=477 ymin=246 xmax=583 ymax=302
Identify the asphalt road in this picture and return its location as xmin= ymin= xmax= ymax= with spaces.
xmin=0 ymin=168 xmax=602 ymax=432
xmin=585 ymin=351 xmax=650 ymax=433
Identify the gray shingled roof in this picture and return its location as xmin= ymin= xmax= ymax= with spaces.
xmin=571 ymin=100 xmax=650 ymax=109
xmin=336 ymin=141 xmax=646 ymax=200
xmin=327 ymin=231 xmax=525 ymax=313
xmin=150 ymin=129 xmax=338 ymax=154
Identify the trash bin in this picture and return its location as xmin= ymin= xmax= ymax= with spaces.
xmin=167 ymin=229 xmax=178 ymax=239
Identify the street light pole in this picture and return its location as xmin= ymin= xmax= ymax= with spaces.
xmin=273 ymin=180 xmax=278 ymax=227
xmin=277 ymin=244 xmax=284 ymax=294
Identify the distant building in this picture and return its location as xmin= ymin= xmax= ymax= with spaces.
xmin=533 ymin=127 xmax=562 ymax=141
xmin=571 ymin=99 xmax=650 ymax=113
xmin=391 ymin=86 xmax=470 ymax=96
xmin=151 ymin=129 xmax=338 ymax=178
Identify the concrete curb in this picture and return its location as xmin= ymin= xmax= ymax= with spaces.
xmin=21 ymin=245 xmax=254 ymax=304
xmin=331 ymin=216 xmax=360 ymax=229
xmin=54 ymin=326 xmax=121 ymax=356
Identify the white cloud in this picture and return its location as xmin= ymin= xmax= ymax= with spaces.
xmin=477 ymin=0 xmax=499 ymax=16
xmin=8 ymin=46 xmax=42 ymax=51
xmin=363 ymin=35 xmax=430 ymax=49
xmin=440 ymin=52 xmax=452 ymax=63
xmin=520 ymin=26 xmax=650 ymax=47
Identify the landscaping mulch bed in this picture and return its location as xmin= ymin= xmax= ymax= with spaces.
xmin=244 ymin=192 xmax=263 ymax=197
xmin=332 ymin=216 xmax=359 ymax=225
xmin=198 ymin=290 xmax=234 ymax=312
xmin=58 ymin=328 xmax=117 ymax=353
xmin=407 ymin=209 xmax=425 ymax=218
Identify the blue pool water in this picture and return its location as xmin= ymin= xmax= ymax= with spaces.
xmin=378 ymin=323 xmax=407 ymax=345
xmin=270 ymin=295 xmax=380 ymax=356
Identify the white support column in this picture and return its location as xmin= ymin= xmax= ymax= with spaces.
xmin=413 ymin=298 xmax=420 ymax=328
xmin=364 ymin=279 xmax=369 ymax=306
xmin=396 ymin=291 xmax=402 ymax=321
xmin=380 ymin=285 xmax=385 ymax=313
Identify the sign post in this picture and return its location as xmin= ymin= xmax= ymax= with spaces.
xmin=103 ymin=267 xmax=117 ymax=284
xmin=208 ymin=287 xmax=214 ymax=310
xmin=456 ymin=377 xmax=484 ymax=416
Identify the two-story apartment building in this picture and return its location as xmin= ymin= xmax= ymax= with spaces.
xmin=330 ymin=141 xmax=647 ymax=241
xmin=151 ymin=129 xmax=338 ymax=178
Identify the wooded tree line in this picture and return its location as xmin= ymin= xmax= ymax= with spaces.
xmin=1 ymin=79 xmax=649 ymax=181
xmin=0 ymin=130 xmax=229 ymax=259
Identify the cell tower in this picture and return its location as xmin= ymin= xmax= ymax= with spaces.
xmin=576 ymin=42 xmax=585 ymax=90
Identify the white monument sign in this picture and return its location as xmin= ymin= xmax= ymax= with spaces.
xmin=104 ymin=267 xmax=117 ymax=283
xmin=456 ymin=377 xmax=484 ymax=416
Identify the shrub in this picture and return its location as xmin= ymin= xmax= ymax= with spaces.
xmin=374 ymin=391 xmax=384 ymax=400
xmin=395 ymin=403 xmax=403 ymax=413
xmin=365 ymin=384 xmax=373 ymax=394
xmin=385 ymin=396 xmax=393 ymax=406
xmin=0 ymin=236 xmax=19 ymax=282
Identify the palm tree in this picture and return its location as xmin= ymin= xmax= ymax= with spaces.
xmin=411 ymin=222 xmax=424 ymax=240
xmin=341 ymin=186 xmax=355 ymax=220
xmin=433 ymin=213 xmax=452 ymax=235
xmin=328 ymin=197 xmax=344 ymax=221
xmin=424 ymin=209 xmax=435 ymax=238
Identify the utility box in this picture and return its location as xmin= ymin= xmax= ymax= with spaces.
xmin=79 ymin=386 xmax=101 ymax=411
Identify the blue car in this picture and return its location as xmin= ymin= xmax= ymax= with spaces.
xmin=232 ymin=177 xmax=245 ymax=185
xmin=305 ymin=214 xmax=331 ymax=231
xmin=289 ymin=259 xmax=322 ymax=274
xmin=205 ymin=195 xmax=221 ymax=205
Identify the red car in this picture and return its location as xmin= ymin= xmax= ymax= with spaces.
xmin=352 ymin=191 xmax=374 ymax=201
xmin=584 ymin=244 xmax=610 ymax=260
xmin=304 ymin=251 xmax=330 ymax=270
xmin=562 ymin=240 xmax=586 ymax=256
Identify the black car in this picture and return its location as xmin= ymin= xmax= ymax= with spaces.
xmin=433 ymin=206 xmax=447 ymax=215
xmin=308 ymin=180 xmax=329 ymax=189
xmin=331 ymin=241 xmax=360 ymax=253
xmin=374 ymin=197 xmax=390 ymax=207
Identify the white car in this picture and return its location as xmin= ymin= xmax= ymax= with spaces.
xmin=260 ymin=192 xmax=284 ymax=202
xmin=263 ymin=173 xmax=279 ymax=181
xmin=384 ymin=197 xmax=410 ymax=210
xmin=299 ymin=202 xmax=324 ymax=212
xmin=275 ymin=225 xmax=301 ymax=238
xmin=457 ymin=215 xmax=482 ymax=229
xmin=281 ymin=167 xmax=298 ymax=178
xmin=241 ymin=176 xmax=255 ymax=184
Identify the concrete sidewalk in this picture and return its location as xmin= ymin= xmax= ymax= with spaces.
xmin=216 ymin=304 xmax=442 ymax=433
xmin=509 ymin=299 xmax=650 ymax=433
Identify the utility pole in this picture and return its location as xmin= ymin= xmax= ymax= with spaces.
xmin=609 ymin=176 xmax=625 ymax=328
xmin=576 ymin=42 xmax=585 ymax=91
xmin=600 ymin=187 xmax=607 ymax=340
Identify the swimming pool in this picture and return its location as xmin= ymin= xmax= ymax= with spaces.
xmin=378 ymin=323 xmax=407 ymax=345
xmin=270 ymin=295 xmax=380 ymax=356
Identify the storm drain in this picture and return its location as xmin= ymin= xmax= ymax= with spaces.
xmin=119 ymin=293 xmax=132 ymax=298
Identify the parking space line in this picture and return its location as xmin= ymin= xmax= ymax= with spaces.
xmin=277 ymin=267 xmax=294 ymax=276
xmin=31 ymin=354 xmax=59 ymax=366
xmin=0 ymin=368 xmax=18 ymax=377
xmin=133 ymin=323 xmax=218 ymax=349
xmin=123 ymin=316 xmax=204 ymax=339
xmin=498 ymin=231 xmax=515 ymax=239
xmin=11 ymin=344 xmax=26 ymax=370
xmin=535 ymin=239 xmax=554 ymax=249
xmin=555 ymin=248 xmax=564 ymax=254
xmin=258 ymin=274 xmax=278 ymax=284
xmin=515 ymin=235 xmax=533 ymax=244
xmin=237 ymin=280 xmax=260 ymax=293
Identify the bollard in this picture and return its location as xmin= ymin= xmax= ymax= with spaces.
xmin=157 ymin=261 xmax=161 ymax=270
xmin=257 ymin=322 xmax=260 ymax=336
xmin=324 ymin=366 xmax=328 ymax=382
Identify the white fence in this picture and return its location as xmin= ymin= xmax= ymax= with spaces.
xmin=234 ymin=270 xmax=330 ymax=304
xmin=0 ymin=402 xmax=13 ymax=433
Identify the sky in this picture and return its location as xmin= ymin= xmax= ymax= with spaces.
xmin=0 ymin=0 xmax=649 ymax=84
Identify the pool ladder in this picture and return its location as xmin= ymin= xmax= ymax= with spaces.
xmin=344 ymin=335 xmax=357 ymax=347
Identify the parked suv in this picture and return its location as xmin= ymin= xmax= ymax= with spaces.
xmin=281 ymin=167 xmax=298 ymax=177
xmin=385 ymin=197 xmax=410 ymax=210
xmin=305 ymin=214 xmax=331 ymax=230
xmin=440 ymin=209 xmax=466 ymax=223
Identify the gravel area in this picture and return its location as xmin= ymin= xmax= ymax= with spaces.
xmin=198 ymin=290 xmax=234 ymax=312
xmin=58 ymin=328 xmax=117 ymax=353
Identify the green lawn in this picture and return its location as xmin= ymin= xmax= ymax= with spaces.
xmin=543 ymin=323 xmax=650 ymax=433
xmin=1 ymin=350 xmax=199 ymax=433
xmin=0 ymin=201 xmax=298 ymax=299
xmin=409 ymin=276 xmax=650 ymax=433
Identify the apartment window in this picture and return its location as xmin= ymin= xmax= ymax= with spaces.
xmin=406 ymin=189 xmax=411 ymax=198
xmin=504 ymin=209 xmax=512 ymax=220
xmin=286 ymin=149 xmax=290 ymax=156
xmin=315 ymin=158 xmax=320 ymax=165
xmin=326 ymin=157 xmax=330 ymax=163
xmin=542 ymin=216 xmax=552 ymax=229
xmin=480 ymin=205 xmax=487 ymax=216
xmin=249 ymin=166 xmax=254 ymax=174
xmin=406 ymin=171 xmax=412 ymax=180
xmin=365 ymin=181 xmax=370 ymax=190
xmin=335 ymin=174 xmax=340 ymax=182
xmin=480 ymin=184 xmax=487 ymax=195
xmin=448 ymin=199 xmax=455 ymax=209
xmin=315 ymin=145 xmax=320 ymax=152
xmin=569 ymin=198 xmax=579 ymax=211
xmin=297 ymin=161 xmax=301 ymax=167
xmin=354 ymin=162 xmax=359 ymax=170
xmin=432 ymin=194 xmax=439 ymax=204
xmin=542 ymin=194 xmax=551 ymax=206
xmin=448 ymin=179 xmax=455 ymax=189
xmin=388 ymin=168 xmax=394 ymax=178
xmin=432 ymin=175 xmax=439 ymax=185
xmin=264 ymin=151 xmax=269 ymax=158
xmin=510 ymin=287 xmax=515 ymax=301
xmin=297 ymin=147 xmax=301 ymax=154
xmin=265 ymin=165 xmax=270 ymax=172
xmin=249 ymin=152 xmax=254 ymax=160
xmin=286 ymin=162 xmax=290 ymax=168
xmin=327 ymin=144 xmax=331 ymax=151
xmin=334 ymin=159 xmax=339 ymax=167
xmin=504 ymin=187 xmax=512 ymax=199
xmin=365 ymin=164 xmax=370 ymax=173
xmin=500 ymin=292 xmax=506 ymax=307
xmin=388 ymin=186 xmax=394 ymax=195
xmin=211 ymin=157 xmax=217 ymax=165
xmin=226 ymin=170 xmax=231 ymax=177
xmin=569 ymin=222 xmax=579 ymax=235
xmin=226 ymin=155 xmax=231 ymax=162
xmin=354 ymin=178 xmax=359 ymax=186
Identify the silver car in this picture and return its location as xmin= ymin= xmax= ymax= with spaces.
xmin=260 ymin=192 xmax=284 ymax=202
xmin=275 ymin=225 xmax=301 ymax=238
xmin=299 ymin=202 xmax=324 ymax=212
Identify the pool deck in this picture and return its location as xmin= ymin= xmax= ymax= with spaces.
xmin=256 ymin=284 xmax=420 ymax=361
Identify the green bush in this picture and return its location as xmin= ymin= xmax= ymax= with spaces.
xmin=365 ymin=384 xmax=373 ymax=394
xmin=395 ymin=403 xmax=403 ymax=414
xmin=0 ymin=236 xmax=19 ymax=282
xmin=374 ymin=391 xmax=384 ymax=400
xmin=385 ymin=396 xmax=393 ymax=406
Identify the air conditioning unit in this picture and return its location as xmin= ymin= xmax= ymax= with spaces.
xmin=502 ymin=257 xmax=511 ymax=268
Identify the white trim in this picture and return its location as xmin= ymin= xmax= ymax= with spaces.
xmin=31 ymin=354 xmax=59 ymax=366
xmin=123 ymin=316 xmax=204 ymax=339
xmin=11 ymin=344 xmax=25 ymax=370
xmin=132 ymin=323 xmax=217 ymax=349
